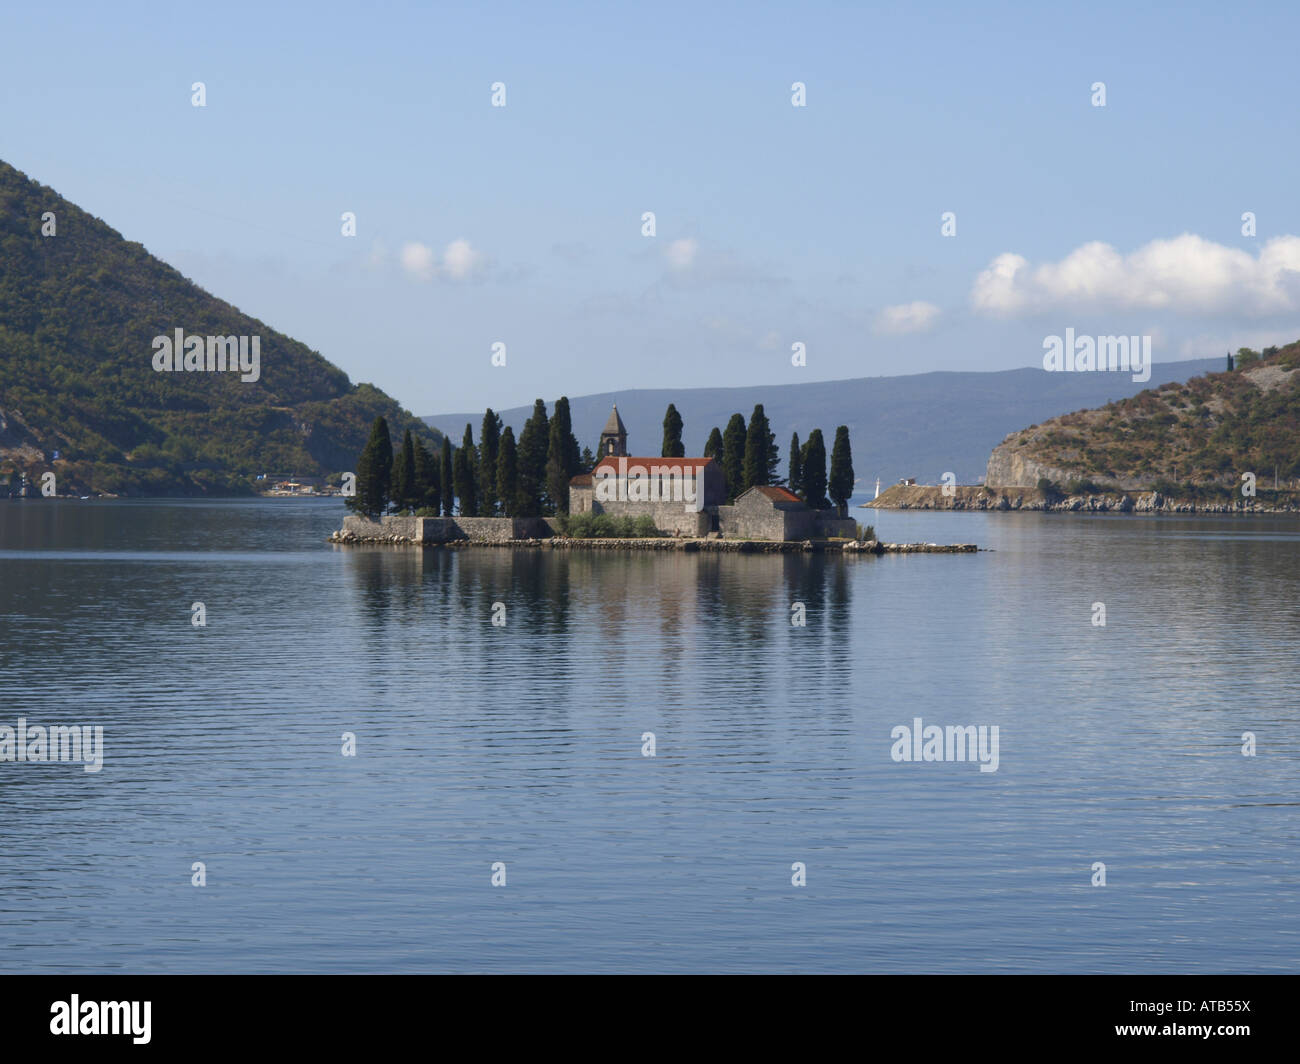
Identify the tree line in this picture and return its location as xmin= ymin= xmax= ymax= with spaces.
xmin=673 ymin=403 xmax=855 ymax=516
xmin=347 ymin=398 xmax=590 ymax=519
xmin=348 ymin=399 xmax=856 ymax=518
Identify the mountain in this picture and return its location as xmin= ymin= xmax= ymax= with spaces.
xmin=0 ymin=160 xmax=438 ymax=495
xmin=986 ymin=342 xmax=1300 ymax=490
xmin=426 ymin=359 xmax=1222 ymax=488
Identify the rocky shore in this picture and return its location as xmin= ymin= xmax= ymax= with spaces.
xmin=868 ymin=484 xmax=1300 ymax=514
xmin=328 ymin=527 xmax=978 ymax=554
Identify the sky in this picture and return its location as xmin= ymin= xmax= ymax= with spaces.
xmin=4 ymin=0 xmax=1300 ymax=416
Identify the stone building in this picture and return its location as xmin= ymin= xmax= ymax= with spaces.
xmin=717 ymin=485 xmax=857 ymax=540
xmin=599 ymin=405 xmax=628 ymax=458
xmin=569 ymin=408 xmax=857 ymax=540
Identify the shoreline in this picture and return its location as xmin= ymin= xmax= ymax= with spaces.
xmin=328 ymin=529 xmax=978 ymax=554
xmin=867 ymin=484 xmax=1300 ymax=515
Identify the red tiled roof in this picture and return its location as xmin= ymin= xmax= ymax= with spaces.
xmin=591 ymin=456 xmax=716 ymax=473
xmin=570 ymin=473 xmax=593 ymax=486
xmin=755 ymin=485 xmax=801 ymax=503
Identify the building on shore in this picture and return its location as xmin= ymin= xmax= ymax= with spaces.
xmin=568 ymin=407 xmax=856 ymax=540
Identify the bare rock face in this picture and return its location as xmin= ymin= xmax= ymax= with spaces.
xmin=984 ymin=433 xmax=1077 ymax=489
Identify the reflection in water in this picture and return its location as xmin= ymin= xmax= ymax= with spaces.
xmin=0 ymin=499 xmax=1297 ymax=973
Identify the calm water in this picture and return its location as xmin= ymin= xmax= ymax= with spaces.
xmin=0 ymin=498 xmax=1297 ymax=973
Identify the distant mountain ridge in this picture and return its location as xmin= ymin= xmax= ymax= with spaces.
xmin=0 ymin=159 xmax=437 ymax=495
xmin=426 ymin=358 xmax=1222 ymax=488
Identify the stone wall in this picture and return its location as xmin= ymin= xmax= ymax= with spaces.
xmin=717 ymin=505 xmax=858 ymax=540
xmin=589 ymin=499 xmax=712 ymax=536
xmin=718 ymin=504 xmax=786 ymax=540
xmin=815 ymin=514 xmax=858 ymax=538
xmin=338 ymin=514 xmax=553 ymax=543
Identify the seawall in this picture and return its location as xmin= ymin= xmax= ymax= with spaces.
xmin=330 ymin=515 xmax=976 ymax=554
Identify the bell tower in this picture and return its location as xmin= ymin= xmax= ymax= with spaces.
xmin=600 ymin=405 xmax=628 ymax=457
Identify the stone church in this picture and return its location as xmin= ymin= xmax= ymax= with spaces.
xmin=569 ymin=407 xmax=856 ymax=540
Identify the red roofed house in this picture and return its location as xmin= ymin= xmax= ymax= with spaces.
xmin=569 ymin=407 xmax=725 ymax=535
xmin=568 ymin=406 xmax=855 ymax=540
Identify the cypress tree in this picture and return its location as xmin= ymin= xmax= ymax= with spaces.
xmin=788 ymin=431 xmax=803 ymax=499
xmin=497 ymin=426 xmax=519 ymax=516
xmin=721 ymin=413 xmax=747 ymax=502
xmin=554 ymin=397 xmax=581 ymax=477
xmin=516 ymin=399 xmax=550 ymax=516
xmin=704 ymin=426 xmax=724 ymax=463
xmin=661 ymin=403 xmax=684 ymax=458
xmin=392 ymin=428 xmax=416 ymax=513
xmin=350 ymin=415 xmax=392 ymax=518
xmin=413 ymin=437 xmax=437 ymax=512
xmin=479 ymin=409 xmax=501 ymax=516
xmin=802 ymin=429 xmax=828 ymax=509
xmin=546 ymin=418 xmax=569 ymax=515
xmin=439 ymin=441 xmax=454 ymax=516
xmin=580 ymin=445 xmax=595 ymax=470
xmin=546 ymin=397 xmax=582 ymax=513
xmin=828 ymin=425 xmax=854 ymax=517
xmin=457 ymin=423 xmax=478 ymax=516
xmin=743 ymin=404 xmax=777 ymax=490
xmin=453 ymin=446 xmax=470 ymax=516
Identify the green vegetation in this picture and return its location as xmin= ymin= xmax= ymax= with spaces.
xmin=828 ymin=425 xmax=854 ymax=516
xmin=855 ymin=522 xmax=875 ymax=542
xmin=349 ymin=416 xmax=392 ymax=518
xmin=743 ymin=403 xmax=781 ymax=489
xmin=661 ymin=403 xmax=684 ymax=458
xmin=0 ymin=159 xmax=436 ymax=495
xmin=788 ymin=431 xmax=803 ymax=498
xmin=1062 ymin=477 xmax=1120 ymax=495
xmin=545 ymin=396 xmax=582 ymax=514
xmin=557 ymin=513 xmax=660 ymax=538
xmin=344 ymin=394 xmax=857 ymax=522
xmin=1000 ymin=342 xmax=1300 ymax=490
xmin=801 ymin=429 xmax=828 ymax=508
xmin=721 ymin=413 xmax=747 ymax=501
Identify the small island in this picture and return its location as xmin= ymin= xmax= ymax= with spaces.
xmin=333 ymin=402 xmax=976 ymax=554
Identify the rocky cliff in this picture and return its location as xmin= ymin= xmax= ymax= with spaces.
xmin=984 ymin=343 xmax=1300 ymax=490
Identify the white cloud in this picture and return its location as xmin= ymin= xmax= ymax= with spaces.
xmin=442 ymin=238 xmax=485 ymax=280
xmin=400 ymin=241 xmax=436 ymax=281
xmin=664 ymin=237 xmax=698 ymax=271
xmin=971 ymin=234 xmax=1300 ymax=317
xmin=400 ymin=238 xmax=487 ymax=281
xmin=875 ymin=301 xmax=941 ymax=334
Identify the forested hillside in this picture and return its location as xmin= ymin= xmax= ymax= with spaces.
xmin=0 ymin=159 xmax=437 ymax=495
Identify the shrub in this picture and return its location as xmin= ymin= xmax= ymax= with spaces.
xmin=1063 ymin=478 xmax=1114 ymax=495
xmin=855 ymin=522 xmax=876 ymax=542
xmin=557 ymin=511 xmax=661 ymax=538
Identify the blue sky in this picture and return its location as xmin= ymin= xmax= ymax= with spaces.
xmin=4 ymin=0 xmax=1299 ymax=414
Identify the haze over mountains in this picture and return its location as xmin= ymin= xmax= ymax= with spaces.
xmin=427 ymin=358 xmax=1222 ymax=487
